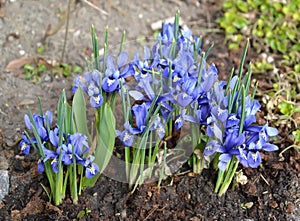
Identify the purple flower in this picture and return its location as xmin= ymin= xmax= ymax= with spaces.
xmin=200 ymin=63 xmax=218 ymax=92
xmin=77 ymin=156 xmax=99 ymax=178
xmin=49 ymin=127 xmax=60 ymax=147
xmin=19 ymin=133 xmax=31 ymax=155
xmin=37 ymin=158 xmax=45 ymax=173
xmin=57 ymin=144 xmax=74 ymax=166
xmin=90 ymin=94 xmax=104 ymax=108
xmin=69 ymin=133 xmax=89 ymax=155
xmin=116 ymin=126 xmax=134 ymax=147
xmin=102 ymin=52 xmax=134 ymax=92
xmin=203 ymin=140 xmax=221 ymax=156
xmin=149 ymin=115 xmax=166 ymax=139
xmin=217 ymin=131 xmax=245 ymax=171
xmin=211 ymin=106 xmax=229 ymax=123
xmin=245 ymin=122 xmax=279 ymax=146
xmin=132 ymin=46 xmax=159 ymax=81
xmin=85 ymin=162 xmax=99 ymax=178
xmin=128 ymin=103 xmax=148 ymax=134
xmin=237 ymin=143 xmax=262 ymax=168
xmin=50 ymin=157 xmax=59 ymax=173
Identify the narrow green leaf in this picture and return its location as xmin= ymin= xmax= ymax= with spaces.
xmin=84 ymin=103 xmax=116 ymax=186
xmin=72 ymin=87 xmax=89 ymax=139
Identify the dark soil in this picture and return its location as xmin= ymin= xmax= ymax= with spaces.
xmin=0 ymin=0 xmax=299 ymax=221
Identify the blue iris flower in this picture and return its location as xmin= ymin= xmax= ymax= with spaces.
xmin=216 ymin=130 xmax=245 ymax=171
xmin=158 ymin=23 xmax=175 ymax=45
xmin=77 ymin=156 xmax=99 ymax=178
xmin=69 ymin=133 xmax=89 ymax=155
xmin=199 ymin=63 xmax=219 ymax=92
xmin=116 ymin=125 xmax=134 ymax=147
xmin=132 ymin=46 xmax=159 ymax=81
xmin=49 ymin=127 xmax=60 ymax=147
xmin=238 ymin=143 xmax=262 ymax=168
xmin=73 ymin=69 xmax=104 ymax=108
xmin=57 ymin=144 xmax=76 ymax=166
xmin=85 ymin=162 xmax=100 ymax=178
xmin=174 ymin=109 xmax=195 ymax=130
xmin=24 ymin=111 xmax=52 ymax=142
xmin=102 ymin=52 xmax=134 ymax=92
xmin=19 ymin=133 xmax=31 ymax=155
xmin=37 ymin=158 xmax=45 ymax=173
xmin=130 ymin=103 xmax=149 ymax=134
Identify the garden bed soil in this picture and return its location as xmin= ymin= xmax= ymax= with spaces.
xmin=0 ymin=0 xmax=299 ymax=220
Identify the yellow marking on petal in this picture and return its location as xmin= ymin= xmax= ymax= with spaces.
xmin=21 ymin=143 xmax=27 ymax=151
xmin=251 ymin=152 xmax=257 ymax=161
xmin=259 ymin=131 xmax=267 ymax=140
xmin=175 ymin=117 xmax=183 ymax=124
xmin=206 ymin=145 xmax=213 ymax=149
xmin=51 ymin=158 xmax=57 ymax=165
xmin=241 ymin=153 xmax=247 ymax=160
xmin=107 ymin=79 xmax=115 ymax=86
xmin=218 ymin=108 xmax=226 ymax=116
xmin=88 ymin=165 xmax=96 ymax=175
xmin=229 ymin=115 xmax=237 ymax=120
xmin=183 ymin=93 xmax=189 ymax=98
xmin=94 ymin=96 xmax=101 ymax=104
xmin=173 ymin=76 xmax=180 ymax=82
xmin=157 ymin=126 xmax=165 ymax=133
xmin=124 ymin=133 xmax=131 ymax=142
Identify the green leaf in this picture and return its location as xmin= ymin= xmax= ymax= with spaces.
xmin=276 ymin=40 xmax=287 ymax=53
xmin=292 ymin=129 xmax=300 ymax=143
xmin=278 ymin=102 xmax=294 ymax=115
xmin=73 ymin=65 xmax=83 ymax=73
xmin=226 ymin=26 xmax=237 ymax=34
xmin=223 ymin=1 xmax=233 ymax=9
xmin=37 ymin=46 xmax=45 ymax=54
xmin=72 ymin=87 xmax=89 ymax=139
xmin=229 ymin=42 xmax=239 ymax=50
xmin=77 ymin=210 xmax=85 ymax=219
xmin=84 ymin=103 xmax=116 ymax=187
xmin=232 ymin=17 xmax=248 ymax=29
xmin=294 ymin=64 xmax=300 ymax=73
xmin=24 ymin=64 xmax=35 ymax=71
xmin=38 ymin=64 xmax=47 ymax=72
xmin=236 ymin=1 xmax=248 ymax=12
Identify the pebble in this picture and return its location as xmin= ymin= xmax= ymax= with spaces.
xmin=0 ymin=170 xmax=9 ymax=203
xmin=0 ymin=155 xmax=9 ymax=170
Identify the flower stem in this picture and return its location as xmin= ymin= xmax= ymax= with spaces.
xmin=217 ymin=159 xmax=239 ymax=197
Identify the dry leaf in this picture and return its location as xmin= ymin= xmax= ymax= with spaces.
xmin=0 ymin=9 xmax=4 ymax=18
xmin=5 ymin=57 xmax=34 ymax=72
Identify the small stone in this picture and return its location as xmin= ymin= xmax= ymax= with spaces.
xmin=121 ymin=209 xmax=127 ymax=219
xmin=269 ymin=200 xmax=278 ymax=208
xmin=244 ymin=202 xmax=254 ymax=209
xmin=286 ymin=202 xmax=295 ymax=213
xmin=19 ymin=50 xmax=25 ymax=56
xmin=267 ymin=56 xmax=274 ymax=63
xmin=43 ymin=75 xmax=51 ymax=82
xmin=0 ymin=170 xmax=9 ymax=203
xmin=0 ymin=156 xmax=9 ymax=170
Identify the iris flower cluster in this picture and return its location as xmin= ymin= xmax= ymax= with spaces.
xmin=203 ymin=77 xmax=278 ymax=171
xmin=72 ymin=14 xmax=278 ymax=171
xmin=66 ymin=11 xmax=279 ymax=194
xmin=20 ymin=110 xmax=99 ymax=178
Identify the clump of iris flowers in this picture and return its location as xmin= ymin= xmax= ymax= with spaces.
xmin=20 ymin=92 xmax=99 ymax=205
xmin=72 ymin=11 xmax=279 ymax=194
xmin=20 ymin=11 xmax=279 ymax=203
